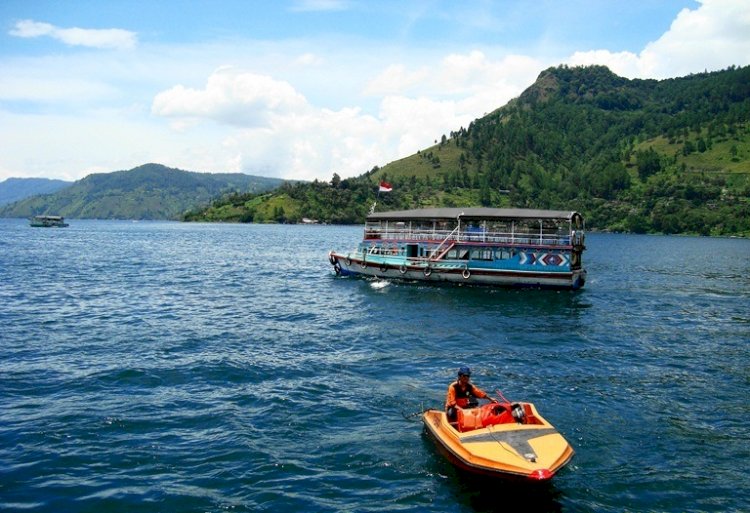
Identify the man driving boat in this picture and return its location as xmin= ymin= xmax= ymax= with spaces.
xmin=445 ymin=366 xmax=497 ymax=422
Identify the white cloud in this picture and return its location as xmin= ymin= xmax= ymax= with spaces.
xmin=10 ymin=19 xmax=137 ymax=50
xmin=567 ymin=49 xmax=643 ymax=78
xmin=379 ymin=96 xmax=462 ymax=155
xmin=566 ymin=0 xmax=750 ymax=78
xmin=9 ymin=20 xmax=53 ymax=38
xmin=152 ymin=68 xmax=309 ymax=128
xmin=367 ymin=51 xmax=541 ymax=101
xmin=151 ymin=68 xmax=386 ymax=179
xmin=440 ymin=52 xmax=543 ymax=102
xmin=439 ymin=50 xmax=498 ymax=93
xmin=364 ymin=64 xmax=430 ymax=96
xmin=221 ymin=107 xmax=384 ymax=181
xmin=364 ymin=50 xmax=543 ymax=134
xmin=149 ymin=56 xmax=536 ymax=181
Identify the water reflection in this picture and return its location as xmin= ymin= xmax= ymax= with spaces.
xmin=351 ymin=276 xmax=593 ymax=316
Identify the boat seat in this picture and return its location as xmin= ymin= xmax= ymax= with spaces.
xmin=457 ymin=406 xmax=483 ymax=432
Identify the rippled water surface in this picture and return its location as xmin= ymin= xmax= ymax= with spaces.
xmin=1 ymin=219 xmax=748 ymax=513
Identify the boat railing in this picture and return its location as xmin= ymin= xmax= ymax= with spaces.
xmin=364 ymin=226 xmax=573 ymax=246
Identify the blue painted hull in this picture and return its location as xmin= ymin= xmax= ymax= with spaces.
xmin=329 ymin=251 xmax=586 ymax=290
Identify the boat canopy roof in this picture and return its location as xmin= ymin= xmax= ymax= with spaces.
xmin=367 ymin=207 xmax=581 ymax=223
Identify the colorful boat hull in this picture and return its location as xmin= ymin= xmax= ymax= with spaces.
xmin=329 ymin=251 xmax=585 ymax=289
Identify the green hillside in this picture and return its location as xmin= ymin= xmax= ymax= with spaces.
xmin=0 ymin=177 xmax=72 ymax=206
xmin=188 ymin=65 xmax=750 ymax=236
xmin=0 ymin=163 xmax=285 ymax=220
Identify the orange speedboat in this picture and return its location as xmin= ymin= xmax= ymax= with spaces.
xmin=422 ymin=401 xmax=574 ymax=481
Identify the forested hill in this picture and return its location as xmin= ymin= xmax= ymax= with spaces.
xmin=187 ymin=65 xmax=750 ymax=236
xmin=0 ymin=163 xmax=285 ymax=220
xmin=0 ymin=177 xmax=72 ymax=206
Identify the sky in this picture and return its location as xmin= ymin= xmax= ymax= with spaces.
xmin=1 ymin=0 xmax=749 ymax=183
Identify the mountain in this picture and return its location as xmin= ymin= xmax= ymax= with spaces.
xmin=0 ymin=177 xmax=72 ymax=206
xmin=0 ymin=163 xmax=285 ymax=220
xmin=188 ymin=64 xmax=750 ymax=236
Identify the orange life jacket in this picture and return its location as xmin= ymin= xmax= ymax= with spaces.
xmin=452 ymin=382 xmax=478 ymax=408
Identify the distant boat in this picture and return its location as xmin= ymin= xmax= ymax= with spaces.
xmin=29 ymin=215 xmax=69 ymax=228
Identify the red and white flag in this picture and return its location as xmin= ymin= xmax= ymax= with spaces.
xmin=378 ymin=181 xmax=393 ymax=193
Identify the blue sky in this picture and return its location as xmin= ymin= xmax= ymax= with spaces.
xmin=1 ymin=0 xmax=749 ymax=182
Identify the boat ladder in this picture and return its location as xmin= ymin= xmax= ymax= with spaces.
xmin=428 ymin=226 xmax=459 ymax=261
xmin=430 ymin=242 xmax=455 ymax=261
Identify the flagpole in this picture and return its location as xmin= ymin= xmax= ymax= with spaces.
xmin=372 ymin=180 xmax=391 ymax=214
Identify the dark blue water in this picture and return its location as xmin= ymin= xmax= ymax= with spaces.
xmin=1 ymin=219 xmax=748 ymax=513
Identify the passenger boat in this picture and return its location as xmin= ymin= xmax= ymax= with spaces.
xmin=422 ymin=400 xmax=574 ymax=481
xmin=328 ymin=207 xmax=586 ymax=289
xmin=29 ymin=215 xmax=69 ymax=228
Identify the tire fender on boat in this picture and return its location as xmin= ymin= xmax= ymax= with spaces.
xmin=462 ymin=269 xmax=471 ymax=279
xmin=333 ymin=262 xmax=341 ymax=275
xmin=424 ymin=266 xmax=432 ymax=277
xmin=379 ymin=264 xmax=388 ymax=273
xmin=399 ymin=265 xmax=407 ymax=275
xmin=328 ymin=252 xmax=337 ymax=265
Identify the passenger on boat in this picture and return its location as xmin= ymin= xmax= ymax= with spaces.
xmin=445 ymin=367 xmax=497 ymax=422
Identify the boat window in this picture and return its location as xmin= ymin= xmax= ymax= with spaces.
xmin=470 ymin=249 xmax=493 ymax=261
xmin=445 ymin=248 xmax=471 ymax=260
xmin=494 ymin=249 xmax=513 ymax=260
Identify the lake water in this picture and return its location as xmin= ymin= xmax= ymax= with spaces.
xmin=1 ymin=219 xmax=748 ymax=513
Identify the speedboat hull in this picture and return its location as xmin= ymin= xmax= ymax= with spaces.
xmin=422 ymin=403 xmax=574 ymax=481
